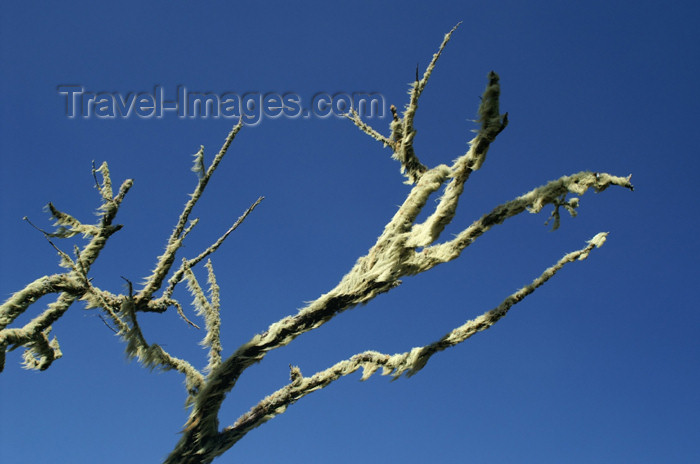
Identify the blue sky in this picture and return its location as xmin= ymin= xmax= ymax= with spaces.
xmin=1 ymin=1 xmax=698 ymax=463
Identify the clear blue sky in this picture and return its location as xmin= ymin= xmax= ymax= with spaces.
xmin=1 ymin=1 xmax=698 ymax=463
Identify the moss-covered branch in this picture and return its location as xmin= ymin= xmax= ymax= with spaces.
xmin=137 ymin=121 xmax=244 ymax=304
xmin=164 ymin=29 xmax=631 ymax=464
xmin=2 ymin=25 xmax=632 ymax=464
xmin=176 ymin=234 xmax=609 ymax=461
xmin=0 ymin=168 xmax=131 ymax=372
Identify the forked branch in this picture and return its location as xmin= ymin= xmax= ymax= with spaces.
xmin=166 ymin=28 xmax=631 ymax=464
xmin=1 ymin=25 xmax=633 ymax=464
xmin=218 ymin=233 xmax=609 ymax=450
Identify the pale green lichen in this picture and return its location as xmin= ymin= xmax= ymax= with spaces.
xmin=93 ymin=161 xmax=113 ymax=202
xmin=0 ymin=25 xmax=634 ymax=464
xmin=184 ymin=259 xmax=222 ymax=373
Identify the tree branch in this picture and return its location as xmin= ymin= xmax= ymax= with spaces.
xmin=345 ymin=108 xmax=396 ymax=149
xmin=166 ymin=34 xmax=633 ymax=463
xmin=406 ymin=71 xmax=507 ymax=248
xmin=161 ymin=196 xmax=264 ymax=301
xmin=390 ymin=22 xmax=462 ymax=184
xmin=183 ymin=260 xmax=222 ymax=374
xmin=187 ymin=233 xmax=610 ymax=461
xmin=407 ymin=171 xmax=633 ymax=273
xmin=0 ymin=169 xmax=132 ymax=371
xmin=1 ymin=25 xmax=633 ymax=464
xmin=137 ymin=121 xmax=243 ymax=304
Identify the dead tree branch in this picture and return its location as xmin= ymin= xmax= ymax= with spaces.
xmin=0 ymin=25 xmax=632 ymax=464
